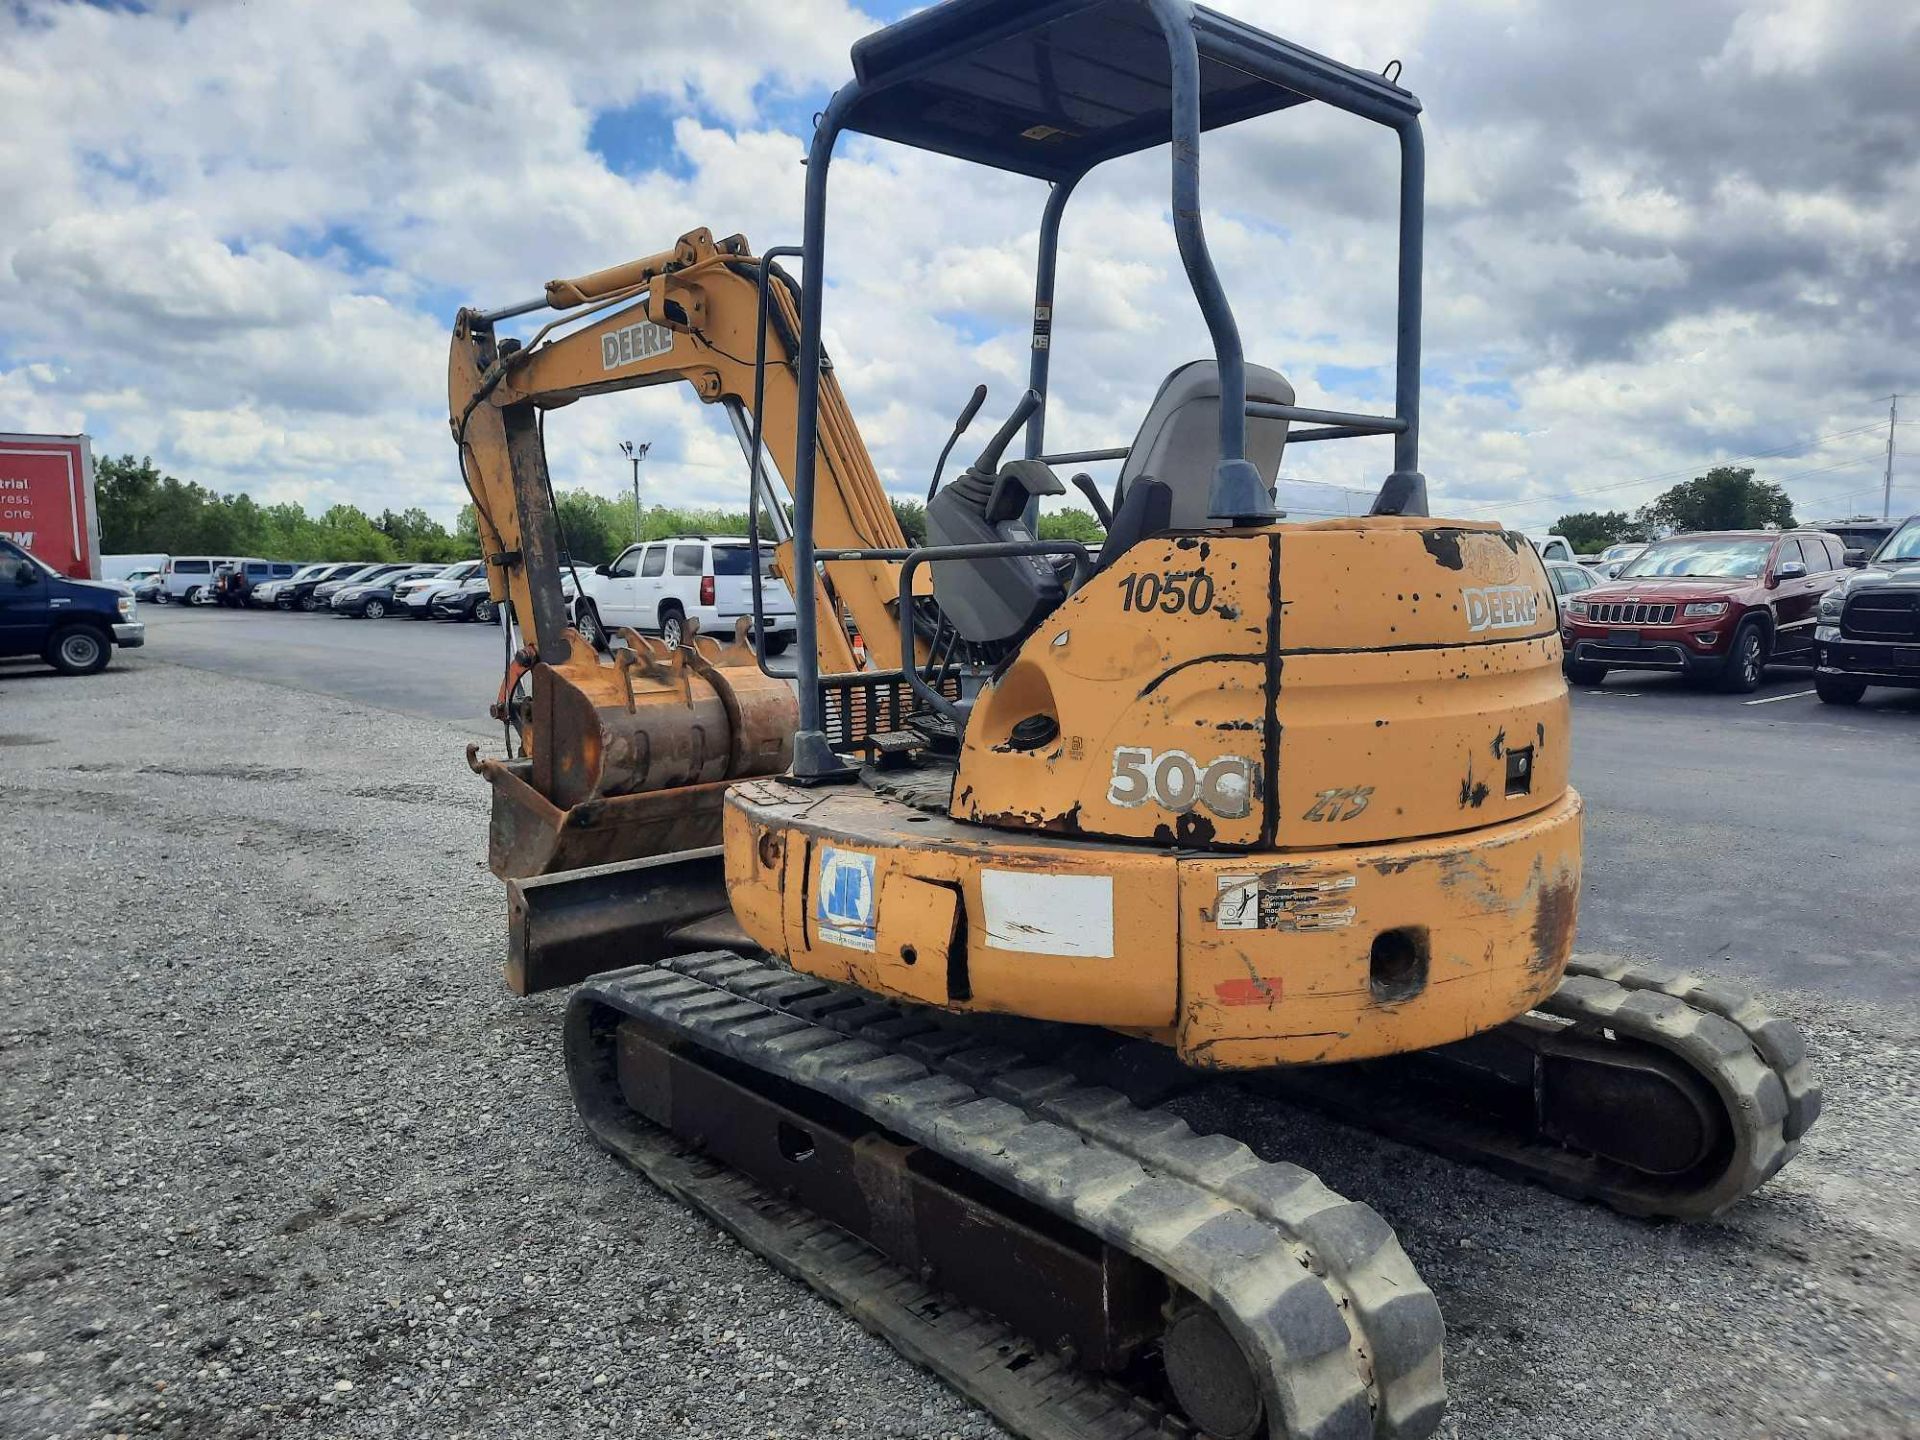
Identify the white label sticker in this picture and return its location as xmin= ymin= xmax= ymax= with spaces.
xmin=1462 ymin=583 xmax=1541 ymax=633
xmin=815 ymin=846 xmax=877 ymax=951
xmin=601 ymin=317 xmax=675 ymax=371
xmin=981 ymin=871 xmax=1113 ymax=958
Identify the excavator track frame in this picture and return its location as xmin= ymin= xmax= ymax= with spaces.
xmin=1253 ymin=956 xmax=1822 ymax=1221
xmin=568 ymin=951 xmax=1448 ymax=1440
xmin=563 ymin=950 xmax=1820 ymax=1439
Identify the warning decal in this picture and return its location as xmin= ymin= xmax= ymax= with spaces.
xmin=1215 ymin=869 xmax=1357 ymax=932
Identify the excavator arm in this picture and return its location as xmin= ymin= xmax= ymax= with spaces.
xmin=449 ymin=229 xmax=927 ymax=887
xmin=450 ymin=227 xmax=914 ymax=678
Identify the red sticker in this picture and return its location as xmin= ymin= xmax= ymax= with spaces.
xmin=1213 ymin=977 xmax=1284 ymax=1007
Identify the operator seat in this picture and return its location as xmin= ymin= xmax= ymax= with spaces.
xmin=925 ymin=457 xmax=1066 ymax=648
xmin=1112 ymin=360 xmax=1294 ymax=532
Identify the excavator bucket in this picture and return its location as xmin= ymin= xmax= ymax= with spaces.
xmin=469 ymin=624 xmax=797 ymax=882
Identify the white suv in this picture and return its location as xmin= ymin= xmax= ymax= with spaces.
xmin=575 ymin=537 xmax=796 ymax=653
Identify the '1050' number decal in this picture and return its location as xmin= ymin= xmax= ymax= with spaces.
xmin=1108 ymin=747 xmax=1255 ymax=819
xmin=1120 ymin=570 xmax=1215 ymax=615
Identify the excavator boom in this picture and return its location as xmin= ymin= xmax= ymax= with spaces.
xmin=451 ymin=228 xmax=912 ymax=677
xmin=449 ymin=230 xmax=931 ymax=885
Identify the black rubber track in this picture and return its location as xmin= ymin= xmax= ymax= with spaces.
xmin=568 ymin=952 xmax=1447 ymax=1440
xmin=1258 ymin=953 xmax=1821 ymax=1221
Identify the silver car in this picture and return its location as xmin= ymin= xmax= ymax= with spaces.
xmin=1596 ymin=542 xmax=1647 ymax=579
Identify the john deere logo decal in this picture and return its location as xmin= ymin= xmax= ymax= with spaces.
xmin=815 ymin=847 xmax=877 ymax=951
xmin=602 ymin=318 xmax=674 ymax=371
xmin=1462 ymin=583 xmax=1540 ymax=634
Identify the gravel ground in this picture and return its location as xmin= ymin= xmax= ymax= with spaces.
xmin=2 ymin=652 xmax=1916 ymax=1440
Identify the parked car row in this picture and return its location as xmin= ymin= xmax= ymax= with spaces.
xmin=155 ymin=556 xmax=580 ymax=627
xmin=167 ymin=559 xmax=504 ymax=622
xmin=76 ymin=524 xmax=1920 ymax=709
xmin=150 ymin=537 xmax=796 ymax=649
xmin=1559 ymin=521 xmax=1920 ymax=703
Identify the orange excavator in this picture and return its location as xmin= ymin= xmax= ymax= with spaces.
xmin=448 ymin=5 xmax=1821 ymax=1437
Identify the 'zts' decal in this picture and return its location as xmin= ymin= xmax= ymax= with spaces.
xmin=1302 ymin=786 xmax=1374 ymax=822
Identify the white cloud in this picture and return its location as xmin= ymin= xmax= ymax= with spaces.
xmin=0 ymin=0 xmax=1913 ymax=538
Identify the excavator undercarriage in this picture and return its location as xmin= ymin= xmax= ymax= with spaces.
xmin=447 ymin=5 xmax=1823 ymax=1437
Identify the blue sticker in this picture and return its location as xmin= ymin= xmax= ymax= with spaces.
xmin=816 ymin=847 xmax=877 ymax=952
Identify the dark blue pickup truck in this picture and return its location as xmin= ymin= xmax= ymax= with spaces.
xmin=0 ymin=535 xmax=145 ymax=675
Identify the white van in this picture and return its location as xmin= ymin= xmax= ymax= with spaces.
xmin=154 ymin=555 xmax=236 ymax=604
xmin=156 ymin=556 xmax=299 ymax=604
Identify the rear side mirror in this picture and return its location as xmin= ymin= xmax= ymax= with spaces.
xmin=1844 ymin=549 xmax=1867 ymax=568
xmin=594 ymin=564 xmax=612 ymax=577
xmin=12 ymin=565 xmax=34 ymax=586
xmin=1772 ymin=560 xmax=1807 ymax=585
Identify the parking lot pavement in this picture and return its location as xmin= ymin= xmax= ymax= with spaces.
xmin=1567 ymin=668 xmax=1920 ymax=1008
xmin=2 ymin=653 xmax=1916 ymax=1440
xmin=133 ymin=602 xmax=505 ymax=736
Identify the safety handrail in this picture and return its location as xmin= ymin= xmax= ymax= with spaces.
xmin=1038 ymin=401 xmax=1405 ymax=471
xmin=889 ymin=540 xmax=1093 ymax=730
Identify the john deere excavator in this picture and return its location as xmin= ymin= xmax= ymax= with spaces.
xmin=448 ymin=5 xmax=1821 ymax=1438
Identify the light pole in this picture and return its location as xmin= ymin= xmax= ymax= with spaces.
xmin=620 ymin=440 xmax=651 ymax=543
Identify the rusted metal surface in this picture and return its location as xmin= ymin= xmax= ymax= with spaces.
xmin=468 ymin=621 xmax=797 ymax=881
xmin=722 ymin=776 xmax=1581 ymax=1064
xmin=504 ymin=847 xmax=730 ymax=995
xmin=531 ymin=626 xmax=796 ymax=812
xmin=470 ymin=751 xmax=733 ymax=880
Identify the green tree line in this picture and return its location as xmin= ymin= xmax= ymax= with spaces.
xmin=98 ymin=455 xmax=1110 ymax=566
xmin=99 ymin=449 xmax=1811 ymax=570
xmin=98 ymin=455 xmax=471 ymax=563
xmin=1554 ymin=467 xmax=1797 ymax=552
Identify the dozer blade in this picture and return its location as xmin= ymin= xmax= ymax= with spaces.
xmin=505 ymin=847 xmax=731 ymax=995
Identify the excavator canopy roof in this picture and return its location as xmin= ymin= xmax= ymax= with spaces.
xmin=843 ymin=0 xmax=1420 ymax=183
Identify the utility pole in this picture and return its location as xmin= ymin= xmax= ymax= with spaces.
xmin=620 ymin=440 xmax=651 ymax=542
xmin=1884 ymin=396 xmax=1900 ymax=520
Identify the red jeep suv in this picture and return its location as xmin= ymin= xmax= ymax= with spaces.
xmin=1560 ymin=529 xmax=1849 ymax=692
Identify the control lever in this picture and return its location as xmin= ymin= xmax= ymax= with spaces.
xmin=927 ymin=384 xmax=989 ymax=501
xmin=971 ymin=388 xmax=1041 ymax=474
xmin=1070 ymin=472 xmax=1113 ymax=528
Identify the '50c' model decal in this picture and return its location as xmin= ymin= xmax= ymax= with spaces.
xmin=1108 ymin=747 xmax=1255 ymax=819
